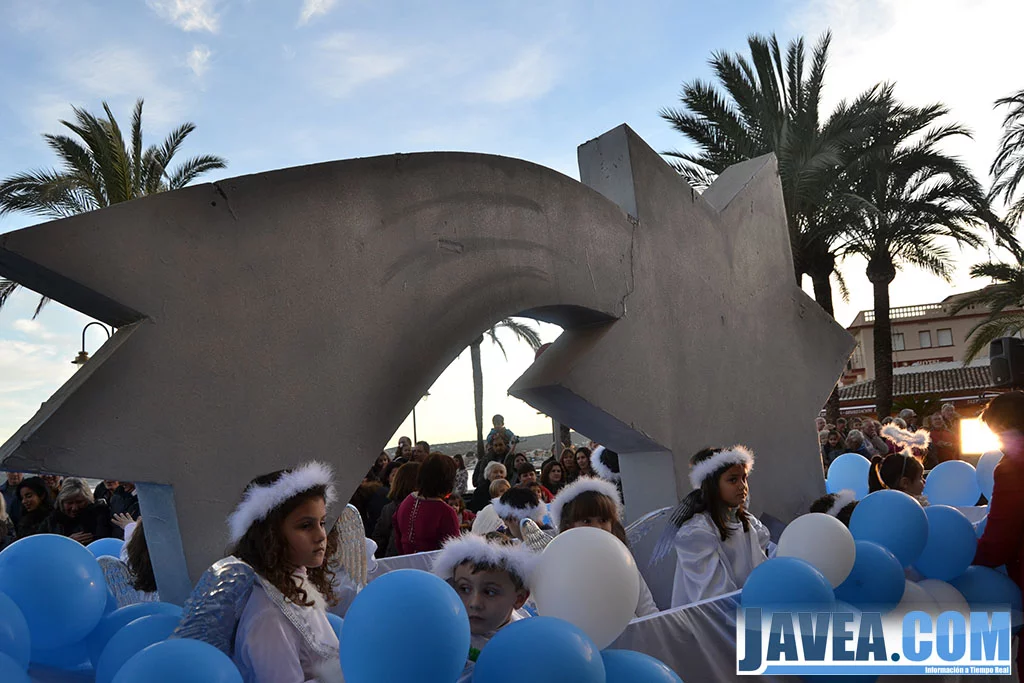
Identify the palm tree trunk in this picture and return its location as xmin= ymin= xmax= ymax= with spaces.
xmin=809 ymin=268 xmax=841 ymax=423
xmin=471 ymin=337 xmax=485 ymax=461
xmin=868 ymin=256 xmax=897 ymax=419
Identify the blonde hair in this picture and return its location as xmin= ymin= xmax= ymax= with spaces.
xmin=56 ymin=478 xmax=94 ymax=513
xmin=489 ymin=478 xmax=510 ymax=497
xmin=0 ymin=493 xmax=7 ymax=523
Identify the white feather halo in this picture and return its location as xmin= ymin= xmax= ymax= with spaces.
xmin=227 ymin=461 xmax=337 ymax=544
xmin=688 ymin=445 xmax=754 ymax=490
xmin=491 ymin=497 xmax=547 ymax=524
xmin=549 ymin=476 xmax=623 ymax=530
xmin=431 ymin=533 xmax=537 ymax=589
xmin=881 ymin=424 xmax=931 ymax=452
xmin=590 ymin=446 xmax=622 ymax=482
xmin=826 ymin=489 xmax=857 ymax=518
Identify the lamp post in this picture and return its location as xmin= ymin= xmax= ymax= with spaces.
xmin=71 ymin=322 xmax=112 ymax=367
xmin=412 ymin=391 xmax=430 ymax=443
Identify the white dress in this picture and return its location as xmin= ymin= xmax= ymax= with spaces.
xmin=234 ymin=568 xmax=343 ymax=683
xmin=635 ymin=574 xmax=659 ymax=617
xmin=670 ymin=511 xmax=769 ymax=608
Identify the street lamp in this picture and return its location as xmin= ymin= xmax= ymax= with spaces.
xmin=412 ymin=391 xmax=430 ymax=443
xmin=71 ymin=322 xmax=112 ymax=367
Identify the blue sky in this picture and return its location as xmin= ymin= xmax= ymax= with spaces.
xmin=1 ymin=0 xmax=1022 ymax=453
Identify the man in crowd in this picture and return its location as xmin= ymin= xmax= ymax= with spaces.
xmin=93 ymin=479 xmax=120 ymax=505
xmin=412 ymin=440 xmax=431 ymax=463
xmin=898 ymin=408 xmax=919 ymax=431
xmin=0 ymin=472 xmax=23 ymax=526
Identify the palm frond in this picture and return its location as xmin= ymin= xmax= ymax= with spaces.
xmin=962 ymin=314 xmax=1024 ymax=363
xmin=0 ymin=280 xmax=19 ymax=309
xmin=166 ymin=154 xmax=226 ymax=190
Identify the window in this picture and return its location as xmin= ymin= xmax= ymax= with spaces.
xmin=919 ymin=331 xmax=932 ymax=348
xmin=893 ymin=333 xmax=905 ymax=351
xmin=937 ymin=328 xmax=953 ymax=347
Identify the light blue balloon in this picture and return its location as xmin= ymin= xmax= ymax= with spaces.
xmin=913 ymin=506 xmax=977 ymax=581
xmin=30 ymin=638 xmax=91 ymax=671
xmin=96 ymin=613 xmax=181 ymax=683
xmin=923 ymin=460 xmax=981 ymax=507
xmin=950 ymin=566 xmax=1023 ymax=632
xmin=111 ymin=638 xmax=242 ymax=683
xmin=0 ymin=652 xmax=29 ymax=683
xmin=976 ymin=451 xmax=1003 ymax=501
xmin=474 ymin=617 xmax=604 ymax=683
xmin=849 ymin=489 xmax=928 ymax=566
xmin=602 ymin=649 xmax=682 ymax=682
xmin=87 ymin=602 xmax=183 ymax=667
xmin=0 ymin=591 xmax=30 ymax=670
xmin=834 ymin=541 xmax=905 ymax=613
xmin=87 ymin=537 xmax=125 ymax=559
xmin=741 ymin=557 xmax=835 ymax=613
xmin=327 ymin=613 xmax=343 ymax=642
xmin=825 ymin=453 xmax=871 ymax=500
xmin=341 ymin=569 xmax=469 ymax=683
xmin=0 ymin=534 xmax=108 ymax=649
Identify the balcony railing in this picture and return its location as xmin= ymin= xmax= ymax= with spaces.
xmin=863 ymin=303 xmax=943 ymax=323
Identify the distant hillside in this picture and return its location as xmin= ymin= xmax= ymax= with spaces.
xmin=388 ymin=431 xmax=590 ymax=467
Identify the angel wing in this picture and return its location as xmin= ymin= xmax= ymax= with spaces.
xmin=98 ymin=555 xmax=153 ymax=608
xmin=170 ymin=556 xmax=257 ymax=656
xmin=520 ymin=518 xmax=554 ymax=553
xmin=334 ymin=504 xmax=369 ymax=588
xmin=649 ymin=490 xmax=703 ymax=568
xmin=625 ymin=506 xmax=672 ymax=549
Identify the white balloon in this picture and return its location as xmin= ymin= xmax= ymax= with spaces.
xmin=917 ymin=579 xmax=971 ymax=615
xmin=531 ymin=527 xmax=639 ymax=649
xmin=892 ymin=580 xmax=937 ymax=619
xmin=776 ymin=513 xmax=856 ymax=587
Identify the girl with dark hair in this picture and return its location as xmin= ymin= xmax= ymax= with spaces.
xmin=574 ymin=447 xmax=594 ymax=478
xmin=371 ymin=462 xmax=420 ymax=558
xmin=453 ymin=454 xmax=469 ymax=496
xmin=393 ymin=453 xmax=460 ymax=554
xmin=550 ymin=477 xmax=658 ymax=617
xmin=124 ymin=518 xmax=159 ymax=599
xmin=229 ymin=462 xmax=343 ymax=683
xmin=540 ymin=461 xmax=566 ymax=496
xmin=868 ymin=453 xmax=925 ymax=502
xmin=809 ymin=490 xmax=858 ymax=527
xmin=653 ymin=446 xmax=770 ymax=608
xmin=559 ymin=448 xmax=579 ymax=485
xmin=15 ymin=477 xmax=53 ymax=538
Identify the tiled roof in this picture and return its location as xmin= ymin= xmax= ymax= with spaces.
xmin=839 ymin=366 xmax=994 ymax=402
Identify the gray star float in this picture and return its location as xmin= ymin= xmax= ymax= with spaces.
xmin=0 ymin=125 xmax=851 ymax=599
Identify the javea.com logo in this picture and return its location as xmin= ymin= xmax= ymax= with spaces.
xmin=737 ymin=608 xmax=1012 ymax=676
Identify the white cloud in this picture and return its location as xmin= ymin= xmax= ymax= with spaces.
xmin=308 ymin=33 xmax=407 ymax=98
xmin=12 ymin=319 xmax=57 ymax=340
xmin=472 ymin=45 xmax=560 ymax=104
xmin=187 ymin=44 xmax=212 ymax=78
xmin=147 ymin=0 xmax=220 ymax=33
xmin=298 ymin=0 xmax=339 ymax=25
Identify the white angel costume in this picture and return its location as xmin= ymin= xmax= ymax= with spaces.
xmin=670 ymin=510 xmax=769 ymax=607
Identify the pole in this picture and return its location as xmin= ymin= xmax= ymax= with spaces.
xmin=412 ymin=406 xmax=418 ymax=444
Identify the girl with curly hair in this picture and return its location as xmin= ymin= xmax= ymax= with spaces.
xmin=229 ymin=462 xmax=343 ymax=683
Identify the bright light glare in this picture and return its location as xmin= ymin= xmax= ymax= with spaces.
xmin=960 ymin=417 xmax=1001 ymax=455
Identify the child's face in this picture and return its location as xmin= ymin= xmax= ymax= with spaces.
xmin=514 ymin=455 xmax=527 ymax=469
xmin=576 ymin=452 xmax=590 ymax=469
xmin=20 ymin=488 xmax=41 ymax=512
xmin=550 ymin=465 xmax=562 ymax=482
xmin=282 ymin=497 xmax=328 ymax=569
xmin=519 ymin=470 xmax=537 ymax=485
xmin=569 ymin=517 xmax=613 ymax=534
xmin=900 ymin=470 xmax=925 ymax=497
xmin=828 ymin=434 xmax=839 ymax=447
xmin=718 ymin=464 xmax=749 ymax=508
xmin=453 ymin=563 xmax=528 ymax=635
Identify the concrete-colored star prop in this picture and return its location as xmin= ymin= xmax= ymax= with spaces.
xmin=510 ymin=126 xmax=854 ymax=522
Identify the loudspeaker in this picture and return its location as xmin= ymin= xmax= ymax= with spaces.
xmin=989 ymin=337 xmax=1024 ymax=388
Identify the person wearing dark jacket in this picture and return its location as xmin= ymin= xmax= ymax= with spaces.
xmin=45 ymin=478 xmax=114 ymax=545
xmin=0 ymin=472 xmax=23 ymax=528
xmin=15 ymin=477 xmax=54 ymax=539
xmin=108 ymin=482 xmax=141 ymax=538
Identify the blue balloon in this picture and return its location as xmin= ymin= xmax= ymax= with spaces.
xmin=112 ymin=638 xmax=241 ymax=683
xmin=0 ymin=591 xmax=30 ymax=670
xmin=976 ymin=451 xmax=1003 ymax=501
xmin=835 ymin=541 xmax=905 ymax=613
xmin=849 ymin=490 xmax=928 ymax=566
xmin=104 ymin=590 xmax=119 ymax=615
xmin=825 ymin=453 xmax=871 ymax=499
xmin=950 ymin=566 xmax=1023 ymax=631
xmin=327 ymin=613 xmax=343 ymax=642
xmin=341 ymin=569 xmax=469 ymax=683
xmin=741 ymin=557 xmax=835 ymax=613
xmin=474 ymin=617 xmax=604 ymax=683
xmin=602 ymin=649 xmax=682 ymax=683
xmin=30 ymin=638 xmax=91 ymax=671
xmin=96 ymin=614 xmax=181 ymax=683
xmin=924 ymin=460 xmax=981 ymax=507
xmin=87 ymin=538 xmax=125 ymax=559
xmin=913 ymin=506 xmax=977 ymax=581
xmin=87 ymin=602 xmax=183 ymax=667
xmin=0 ymin=534 xmax=108 ymax=649
xmin=0 ymin=652 xmax=29 ymax=683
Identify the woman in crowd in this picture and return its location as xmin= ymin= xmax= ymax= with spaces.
xmin=468 ymin=461 xmax=506 ymax=513
xmin=503 ymin=451 xmax=529 ymax=487
xmin=16 ymin=477 xmax=53 ymax=538
xmin=574 ymin=447 xmax=595 ymax=478
xmin=371 ymin=462 xmax=420 ymax=558
xmin=559 ymin=448 xmax=579 ymax=486
xmin=394 ymin=453 xmax=460 ymax=554
xmin=370 ymin=451 xmax=390 ymax=481
xmin=453 ymin=454 xmax=469 ymax=497
xmin=471 ymin=479 xmax=511 ymax=535
xmin=540 ymin=461 xmax=566 ymax=496
xmin=926 ymin=414 xmax=958 ymax=467
xmin=44 ymin=477 xmax=114 ymax=544
xmin=229 ymin=462 xmax=342 ymax=683
xmin=379 ymin=460 xmax=403 ymax=496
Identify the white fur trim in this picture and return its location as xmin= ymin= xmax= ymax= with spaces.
xmin=227 ymin=461 xmax=337 ymax=544
xmin=590 ymin=446 xmax=622 ymax=483
xmin=491 ymin=497 xmax=546 ymax=523
xmin=881 ymin=424 xmax=931 ymax=451
xmin=688 ymin=445 xmax=754 ymax=490
xmin=549 ymin=476 xmax=623 ymax=530
xmin=431 ymin=534 xmax=536 ymax=588
xmin=826 ymin=490 xmax=856 ymax=518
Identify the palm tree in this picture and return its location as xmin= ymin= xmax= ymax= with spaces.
xmin=842 ymin=94 xmax=1015 ymax=417
xmin=660 ymin=31 xmax=883 ymax=419
xmin=991 ymin=88 xmax=1024 ymax=228
xmin=470 ymin=318 xmax=542 ymax=461
xmin=949 ymin=257 xmax=1024 ymax=362
xmin=0 ymin=98 xmax=226 ymax=315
